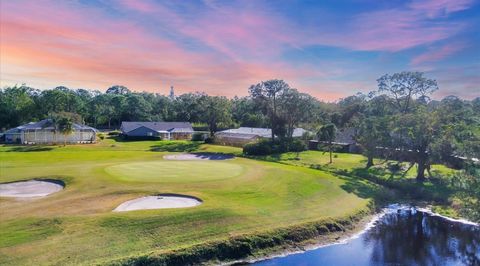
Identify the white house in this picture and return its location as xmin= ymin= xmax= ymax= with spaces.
xmin=4 ymin=119 xmax=97 ymax=144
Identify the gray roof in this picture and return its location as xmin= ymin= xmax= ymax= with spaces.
xmin=219 ymin=127 xmax=272 ymax=138
xmin=121 ymin=121 xmax=194 ymax=133
xmin=216 ymin=127 xmax=308 ymax=138
xmin=292 ymin=128 xmax=308 ymax=138
xmin=215 ymin=132 xmax=261 ymax=140
xmin=4 ymin=119 xmax=96 ymax=133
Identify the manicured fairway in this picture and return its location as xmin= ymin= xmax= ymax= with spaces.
xmin=0 ymin=140 xmax=371 ymax=265
xmin=106 ymin=161 xmax=244 ymax=183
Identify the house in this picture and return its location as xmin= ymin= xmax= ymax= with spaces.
xmin=214 ymin=127 xmax=308 ymax=147
xmin=120 ymin=122 xmax=194 ymax=140
xmin=3 ymin=119 xmax=97 ymax=144
xmin=309 ymin=127 xmax=360 ymax=153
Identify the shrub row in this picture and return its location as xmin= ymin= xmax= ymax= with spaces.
xmin=191 ymin=132 xmax=206 ymax=141
xmin=108 ymin=130 xmax=121 ymax=136
xmin=120 ymin=135 xmax=162 ymax=141
xmin=243 ymin=139 xmax=306 ymax=156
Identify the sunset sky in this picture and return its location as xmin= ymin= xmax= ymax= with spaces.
xmin=1 ymin=0 xmax=479 ymax=100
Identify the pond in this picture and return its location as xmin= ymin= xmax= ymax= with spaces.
xmin=252 ymin=205 xmax=480 ymax=266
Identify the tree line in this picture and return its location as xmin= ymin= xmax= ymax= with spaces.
xmin=0 ymin=83 xmax=328 ymax=135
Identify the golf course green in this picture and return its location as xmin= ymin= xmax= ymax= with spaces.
xmin=0 ymin=140 xmax=372 ymax=265
xmin=106 ymin=161 xmax=244 ymax=183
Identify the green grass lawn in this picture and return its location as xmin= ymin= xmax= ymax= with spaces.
xmin=255 ymin=150 xmax=455 ymax=179
xmin=255 ymin=151 xmax=368 ymax=170
xmin=0 ymin=140 xmax=371 ymax=265
xmin=253 ymin=150 xmax=460 ymax=215
xmin=105 ymin=161 xmax=245 ymax=183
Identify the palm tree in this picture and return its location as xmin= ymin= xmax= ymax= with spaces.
xmin=56 ymin=117 xmax=74 ymax=146
xmin=317 ymin=124 xmax=336 ymax=164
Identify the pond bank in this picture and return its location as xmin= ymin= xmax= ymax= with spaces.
xmin=109 ymin=206 xmax=375 ymax=265
xmin=110 ymin=203 xmax=479 ymax=266
xmin=249 ymin=204 xmax=479 ymax=266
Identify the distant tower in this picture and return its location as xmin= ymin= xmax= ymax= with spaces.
xmin=169 ymin=86 xmax=175 ymax=99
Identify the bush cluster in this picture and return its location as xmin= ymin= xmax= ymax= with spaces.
xmin=107 ymin=130 xmax=121 ymax=136
xmin=204 ymin=137 xmax=215 ymax=144
xmin=288 ymin=139 xmax=307 ymax=152
xmin=243 ymin=139 xmax=306 ymax=155
xmin=120 ymin=134 xmax=162 ymax=141
xmin=243 ymin=140 xmax=272 ymax=155
xmin=191 ymin=132 xmax=206 ymax=141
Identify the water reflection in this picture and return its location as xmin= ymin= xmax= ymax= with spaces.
xmin=253 ymin=207 xmax=480 ymax=266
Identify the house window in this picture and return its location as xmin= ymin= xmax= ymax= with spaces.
xmin=147 ymin=132 xmax=153 ymax=136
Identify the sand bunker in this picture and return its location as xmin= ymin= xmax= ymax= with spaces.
xmin=114 ymin=194 xmax=202 ymax=212
xmin=163 ymin=153 xmax=234 ymax=160
xmin=0 ymin=180 xmax=64 ymax=198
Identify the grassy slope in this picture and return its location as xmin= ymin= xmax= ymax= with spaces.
xmin=255 ymin=151 xmax=455 ymax=178
xmin=0 ymin=140 xmax=370 ymax=265
xmin=255 ymin=150 xmax=460 ymax=217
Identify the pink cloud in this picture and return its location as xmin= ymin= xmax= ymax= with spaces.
xmin=431 ymin=65 xmax=480 ymax=99
xmin=315 ymin=6 xmax=466 ymax=52
xmin=197 ymin=0 xmax=468 ymax=53
xmin=115 ymin=1 xmax=295 ymax=60
xmin=182 ymin=9 xmax=295 ymax=60
xmin=408 ymin=0 xmax=474 ymax=18
xmin=411 ymin=42 xmax=466 ymax=65
xmin=1 ymin=1 xmax=333 ymax=98
xmin=118 ymin=0 xmax=158 ymax=13
xmin=113 ymin=0 xmax=472 ymax=57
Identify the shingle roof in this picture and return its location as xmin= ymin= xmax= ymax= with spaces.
xmin=121 ymin=122 xmax=194 ymax=133
xmin=215 ymin=132 xmax=261 ymax=140
xmin=292 ymin=128 xmax=308 ymax=138
xmin=4 ymin=119 xmax=96 ymax=133
xmin=216 ymin=127 xmax=308 ymax=138
xmin=219 ymin=127 xmax=272 ymax=138
xmin=4 ymin=127 xmax=21 ymax=134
